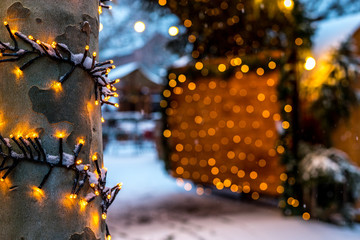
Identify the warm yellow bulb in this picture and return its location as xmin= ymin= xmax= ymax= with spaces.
xmin=78 ymin=139 xmax=85 ymax=145
xmin=92 ymin=154 xmax=98 ymax=161
xmin=134 ymin=21 xmax=146 ymax=33
xmin=114 ymin=93 xmax=119 ymax=97
xmin=55 ymin=131 xmax=65 ymax=138
xmin=84 ymin=166 xmax=89 ymax=171
xmin=158 ymin=0 xmax=167 ymax=6
xmin=80 ymin=199 xmax=88 ymax=207
xmin=95 ymin=100 xmax=99 ymax=106
xmin=117 ymin=182 xmax=123 ymax=189
xmin=115 ymin=103 xmax=119 ymax=108
xmin=195 ymin=62 xmax=203 ymax=70
xmin=283 ymin=0 xmax=293 ymax=9
xmin=304 ymin=57 xmax=316 ymax=71
xmin=168 ymin=26 xmax=179 ymax=36
xmin=28 ymin=35 xmax=34 ymax=40
xmin=3 ymin=21 xmax=8 ymax=26
xmin=98 ymin=6 xmax=103 ymax=14
xmin=76 ymin=160 xmax=82 ymax=165
xmin=85 ymin=45 xmax=90 ymax=51
xmin=106 ymin=235 xmax=112 ymax=240
xmin=51 ymin=81 xmax=62 ymax=93
xmin=95 ymin=190 xmax=100 ymax=196
xmin=51 ymin=41 xmax=57 ymax=48
xmin=107 ymin=194 xmax=111 ymax=199
xmin=111 ymin=86 xmax=117 ymax=91
xmin=101 ymin=117 xmax=105 ymax=123
xmin=115 ymin=79 xmax=120 ymax=83
xmin=93 ymin=52 xmax=97 ymax=57
xmin=218 ymin=64 xmax=227 ymax=72
xmin=102 ymin=213 xmax=107 ymax=220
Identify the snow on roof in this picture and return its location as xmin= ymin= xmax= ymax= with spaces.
xmin=171 ymin=55 xmax=191 ymax=68
xmin=109 ymin=62 xmax=164 ymax=85
xmin=313 ymin=13 xmax=360 ymax=58
xmin=109 ymin=62 xmax=139 ymax=79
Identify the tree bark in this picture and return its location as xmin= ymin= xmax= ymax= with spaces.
xmin=0 ymin=1 xmax=104 ymax=239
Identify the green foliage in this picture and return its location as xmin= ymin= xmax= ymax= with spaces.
xmin=310 ymin=40 xmax=359 ymax=147
xmin=143 ymin=0 xmax=313 ymax=59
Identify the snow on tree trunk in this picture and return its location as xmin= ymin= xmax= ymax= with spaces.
xmin=0 ymin=1 xmax=104 ymax=239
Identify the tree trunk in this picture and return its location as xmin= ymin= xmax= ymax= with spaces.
xmin=0 ymin=0 xmax=104 ymax=239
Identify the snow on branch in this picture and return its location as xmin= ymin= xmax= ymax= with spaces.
xmin=0 ymin=22 xmax=119 ymax=108
xmin=0 ymin=132 xmax=122 ymax=234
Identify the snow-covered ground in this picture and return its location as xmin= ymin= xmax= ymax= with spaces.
xmin=104 ymin=140 xmax=360 ymax=240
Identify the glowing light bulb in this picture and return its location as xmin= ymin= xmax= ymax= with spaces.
xmin=106 ymin=235 xmax=112 ymax=240
xmin=80 ymin=200 xmax=88 ymax=207
xmin=3 ymin=21 xmax=8 ymax=26
xmin=101 ymin=117 xmax=105 ymax=123
xmin=95 ymin=190 xmax=100 ymax=196
xmin=95 ymin=100 xmax=99 ymax=106
xmin=107 ymin=194 xmax=111 ymax=199
xmin=114 ymin=93 xmax=119 ymax=98
xmin=114 ymin=103 xmax=119 ymax=108
xmin=102 ymin=213 xmax=107 ymax=220
xmin=79 ymin=139 xmax=85 ymax=145
xmin=51 ymin=42 xmax=57 ymax=48
xmin=117 ymin=182 xmax=123 ymax=189
xmin=92 ymin=154 xmax=98 ymax=161
xmin=93 ymin=52 xmax=97 ymax=57
xmin=0 ymin=178 xmax=4 ymax=182
xmin=283 ymin=0 xmax=293 ymax=9
xmin=36 ymin=40 xmax=41 ymax=45
xmin=85 ymin=45 xmax=90 ymax=51
xmin=111 ymin=86 xmax=116 ymax=91
xmin=84 ymin=166 xmax=89 ymax=171
xmin=10 ymin=134 xmax=14 ymax=138
xmin=115 ymin=79 xmax=120 ymax=83
xmin=168 ymin=26 xmax=179 ymax=36
xmin=56 ymin=131 xmax=65 ymax=138
xmin=51 ymin=81 xmax=62 ymax=93
xmin=98 ymin=6 xmax=103 ymax=14
xmin=28 ymin=35 xmax=34 ymax=40
xmin=76 ymin=160 xmax=82 ymax=165
xmin=109 ymin=60 xmax=114 ymax=64
xmin=134 ymin=21 xmax=146 ymax=33
xmin=90 ymin=183 xmax=96 ymax=188
xmin=304 ymin=57 xmax=316 ymax=70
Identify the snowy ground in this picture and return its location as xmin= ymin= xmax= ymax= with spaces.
xmin=104 ymin=140 xmax=360 ymax=240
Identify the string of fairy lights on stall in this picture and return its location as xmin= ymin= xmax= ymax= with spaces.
xmin=0 ymin=1 xmax=119 ymax=239
xmin=154 ymin=0 xmax=316 ymax=222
